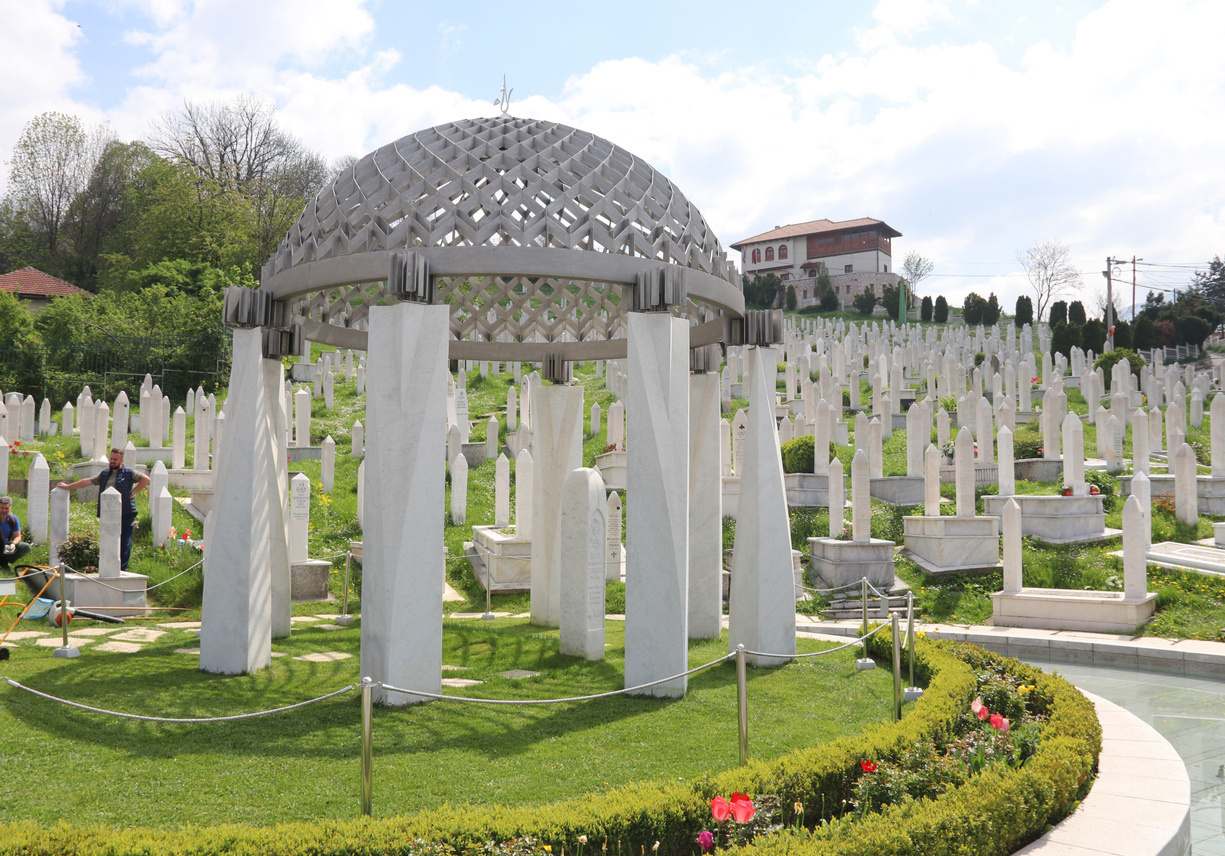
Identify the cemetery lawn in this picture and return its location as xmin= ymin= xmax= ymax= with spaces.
xmin=0 ymin=621 xmax=898 ymax=828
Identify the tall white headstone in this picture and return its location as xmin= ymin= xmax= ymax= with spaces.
xmin=98 ymin=487 xmax=122 ymax=579
xmin=559 ymin=467 xmax=607 ymax=660
xmin=49 ymin=486 xmax=69 ymax=566
xmin=1001 ymin=498 xmax=1022 ymax=594
xmin=321 ymin=435 xmax=336 ymax=493
xmin=450 ymin=453 xmax=468 ymax=525
xmin=27 ymin=453 xmax=49 ymax=544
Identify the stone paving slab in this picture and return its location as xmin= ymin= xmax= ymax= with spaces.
xmin=111 ymin=628 xmax=164 ymax=643
xmin=500 ymin=669 xmax=540 ymax=679
xmin=94 ymin=641 xmax=144 ymax=653
xmin=1 ymin=631 xmax=49 ymax=641
xmin=68 ymin=627 xmax=121 ymax=637
xmin=158 ymin=621 xmax=202 ymax=629
xmin=441 ymin=678 xmax=483 ymax=688
xmin=34 ymin=635 xmax=94 ymax=647
xmin=293 ymin=652 xmax=352 ymax=662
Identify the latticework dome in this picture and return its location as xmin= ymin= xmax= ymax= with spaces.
xmin=258 ymin=116 xmax=743 ymax=359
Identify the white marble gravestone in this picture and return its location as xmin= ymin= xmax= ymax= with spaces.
xmin=98 ymin=487 xmax=122 ymax=579
xmin=689 ymin=370 xmax=723 ymax=640
xmin=559 ymin=467 xmax=607 ymax=660
xmin=321 ymin=435 xmax=336 ymax=493
xmin=529 ymin=384 xmax=584 ymax=627
xmin=450 ymin=453 xmax=468 ymax=525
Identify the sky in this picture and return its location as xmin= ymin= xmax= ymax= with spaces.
xmin=2 ymin=0 xmax=1223 ymax=317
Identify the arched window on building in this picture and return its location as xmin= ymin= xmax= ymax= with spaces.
xmin=765 ymin=247 xmax=774 ymax=261
xmin=779 ymin=244 xmax=788 ymax=260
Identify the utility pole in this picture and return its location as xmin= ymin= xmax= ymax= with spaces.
xmin=1131 ymin=256 xmax=1141 ymax=324
xmin=1104 ymin=257 xmax=1114 ymax=351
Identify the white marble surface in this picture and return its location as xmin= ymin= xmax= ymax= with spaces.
xmin=559 ymin=467 xmax=606 ymax=660
xmin=529 ymin=384 xmax=584 ymax=628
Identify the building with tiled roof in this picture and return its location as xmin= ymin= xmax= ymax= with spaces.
xmin=730 ymin=217 xmax=902 ymax=308
xmin=0 ymin=267 xmax=93 ymax=312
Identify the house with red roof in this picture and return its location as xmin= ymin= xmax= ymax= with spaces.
xmin=730 ymin=217 xmax=902 ymax=309
xmin=0 ymin=267 xmax=93 ymax=312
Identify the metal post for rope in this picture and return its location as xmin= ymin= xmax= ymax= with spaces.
xmin=336 ymin=551 xmax=354 ymax=627
xmin=736 ymin=644 xmax=748 ymax=766
xmin=360 ymin=676 xmax=373 ymax=816
xmin=481 ymin=565 xmax=494 ymax=621
xmin=904 ymin=591 xmax=923 ymax=702
xmin=855 ymin=578 xmax=874 ymax=671
xmin=52 ymin=563 xmax=79 ymax=660
xmin=890 ymin=613 xmax=902 ymax=721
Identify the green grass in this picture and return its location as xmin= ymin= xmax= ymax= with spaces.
xmin=0 ymin=621 xmax=896 ymax=827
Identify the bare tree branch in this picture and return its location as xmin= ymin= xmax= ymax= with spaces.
xmin=1017 ymin=239 xmax=1081 ymax=322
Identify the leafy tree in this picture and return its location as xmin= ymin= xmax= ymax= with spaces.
xmin=1176 ymin=314 xmax=1212 ymax=348
xmin=1141 ymin=290 xmax=1166 ymax=320
xmin=901 ymin=251 xmax=934 ymax=294
xmin=1048 ymin=300 xmax=1067 ymax=327
xmin=1081 ymin=318 xmax=1107 ymax=354
xmin=1017 ymin=239 xmax=1080 ymax=321
xmin=1111 ymin=319 xmax=1132 ymax=350
xmin=785 ymin=284 xmax=797 ymax=311
xmin=1014 ymin=295 xmax=1033 ymax=327
xmin=962 ymin=292 xmax=985 ymax=325
xmin=1192 ymin=256 xmax=1225 ymax=304
xmin=1132 ymin=315 xmax=1157 ymax=350
xmin=983 ymin=293 xmax=1001 ymax=326
xmin=743 ymin=273 xmax=783 ymax=309
xmin=1156 ymin=320 xmax=1176 ymax=347
xmin=1067 ymin=300 xmax=1087 ymax=326
xmin=933 ymin=294 xmax=948 ymax=323
xmin=3 ymin=111 xmax=107 ymax=272
xmin=852 ymin=287 xmax=877 ymax=316
xmin=921 ymin=295 xmax=933 ymax=322
xmin=1050 ymin=322 xmax=1082 ymax=360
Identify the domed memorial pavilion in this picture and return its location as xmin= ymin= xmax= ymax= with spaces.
xmin=211 ymin=116 xmax=791 ymax=701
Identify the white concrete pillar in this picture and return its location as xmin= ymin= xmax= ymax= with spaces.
xmin=688 ymin=371 xmax=723 ymax=640
xmin=359 ymin=302 xmax=450 ymax=705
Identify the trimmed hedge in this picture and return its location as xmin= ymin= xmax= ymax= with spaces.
xmin=0 ymin=637 xmax=1099 ymax=856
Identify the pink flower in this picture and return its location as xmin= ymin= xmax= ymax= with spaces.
xmin=970 ymin=696 xmax=984 ymax=716
xmin=991 ymin=713 xmax=1010 ymax=733
xmin=860 ymin=760 xmax=878 ymax=773
xmin=730 ymin=793 xmax=755 ymax=824
xmin=711 ymin=796 xmax=731 ymax=822
xmin=698 ymin=831 xmax=714 ymax=852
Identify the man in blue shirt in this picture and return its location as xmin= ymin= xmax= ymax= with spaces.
xmin=56 ymin=448 xmax=151 ymax=571
xmin=0 ymin=495 xmax=32 ymax=569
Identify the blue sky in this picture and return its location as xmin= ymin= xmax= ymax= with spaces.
xmin=2 ymin=0 xmax=1222 ymax=315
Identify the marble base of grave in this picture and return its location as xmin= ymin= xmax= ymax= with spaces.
xmin=869 ymin=476 xmax=925 ymax=506
xmin=68 ymin=460 xmax=110 ymax=503
xmin=901 ymin=515 xmax=1001 ymax=576
xmin=168 ymin=468 xmax=213 ymax=490
xmin=63 ymin=570 xmax=148 ymax=618
xmin=784 ymin=473 xmax=828 ymax=507
xmin=1014 ymin=411 xmax=1040 ymax=423
xmin=791 ymin=549 xmax=806 ymax=600
xmin=939 ymin=463 xmax=998 ymax=486
xmin=1012 ymin=458 xmax=1063 ymax=483
xmin=125 ymin=447 xmax=173 ymax=465
xmin=459 ymin=442 xmax=487 ymax=468
xmin=1131 ymin=541 xmax=1225 ymax=576
xmin=290 ymin=362 xmax=316 ymax=382
xmin=469 ymin=525 xmax=532 ymax=591
xmin=990 ymin=587 xmax=1156 ymax=634
xmin=593 ymin=450 xmax=627 ymax=491
xmin=807 ymin=536 xmax=895 ymax=591
xmin=185 ymin=488 xmax=213 ymax=522
xmin=290 ymin=558 xmax=332 ymax=601
xmin=890 ymin=413 xmax=908 ymax=431
xmin=982 ymin=494 xmax=1114 ymax=545
xmin=1119 ymin=474 xmax=1225 ymax=515
xmin=728 ymin=383 xmax=743 ymax=400
xmin=287 ymin=446 xmax=322 ymax=462
xmin=722 ymin=475 xmax=741 ymax=519
xmin=774 ymin=402 xmax=791 ymax=420
xmin=787 ymin=399 xmax=805 ymax=417
xmin=1217 ymin=524 xmax=1225 ymax=549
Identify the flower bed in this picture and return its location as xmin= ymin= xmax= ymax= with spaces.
xmin=0 ymin=635 xmax=1100 ymax=856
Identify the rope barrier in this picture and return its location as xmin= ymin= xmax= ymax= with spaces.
xmin=146 ymin=558 xmax=203 ymax=591
xmin=2 ymin=677 xmax=357 ymax=723
xmin=381 ymin=651 xmax=737 ymax=705
xmin=796 ymin=576 xmax=870 ymax=595
xmin=744 ymin=625 xmax=881 ymax=660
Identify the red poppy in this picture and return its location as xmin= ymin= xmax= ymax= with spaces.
xmin=1062 ymin=488 xmax=1072 ymax=496
xmin=711 ymin=796 xmax=731 ymax=821
xmin=1090 ymin=485 xmax=1100 ymax=495
xmin=860 ymin=760 xmax=878 ymax=773
xmin=730 ymin=793 xmax=755 ymax=824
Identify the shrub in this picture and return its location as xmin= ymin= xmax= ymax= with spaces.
xmin=785 ymin=285 xmax=798 ymax=311
xmin=1177 ymin=314 xmax=1212 ymax=347
xmin=781 ymin=434 xmax=815 ymax=474
xmin=934 ymin=295 xmax=948 ymax=323
xmin=1048 ymin=300 xmax=1067 ymax=327
xmin=1067 ymin=300 xmax=1087 ymax=326
xmin=1014 ymin=295 xmax=1033 ymax=327
xmin=57 ymin=530 xmax=99 ymax=570
xmin=1081 ymin=319 xmax=1106 ymax=354
xmin=982 ymin=293 xmax=1001 ymax=326
xmin=1093 ymin=349 xmax=1146 ymax=391
xmin=1111 ymin=319 xmax=1132 ymax=350
xmin=818 ymin=286 xmax=839 ymax=312
xmin=921 ymin=295 xmax=933 ymax=322
xmin=962 ymin=292 xmax=985 ymax=325
xmin=1050 ymin=322 xmax=1081 ymax=360
xmin=1013 ymin=431 xmax=1043 ymax=459
xmin=853 ymin=288 xmax=877 ymax=316
xmin=1133 ymin=315 xmax=1157 ymax=350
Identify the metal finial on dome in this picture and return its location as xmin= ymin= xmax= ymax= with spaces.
xmin=494 ymin=75 xmax=513 ymax=116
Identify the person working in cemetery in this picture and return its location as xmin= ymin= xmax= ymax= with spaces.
xmin=56 ymin=448 xmax=151 ymax=571
xmin=0 ymin=496 xmax=32 ymax=569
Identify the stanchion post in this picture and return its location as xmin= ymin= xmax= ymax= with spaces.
xmin=904 ymin=591 xmax=924 ymax=702
xmin=890 ymin=613 xmax=902 ymax=721
xmin=855 ymin=578 xmax=875 ymax=671
xmin=482 ymin=565 xmax=494 ymax=621
xmin=52 ymin=563 xmax=79 ymax=660
xmin=736 ymin=645 xmax=748 ymax=766
xmin=336 ymin=552 xmax=354 ymax=626
xmin=360 ymin=676 xmax=373 ymax=816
